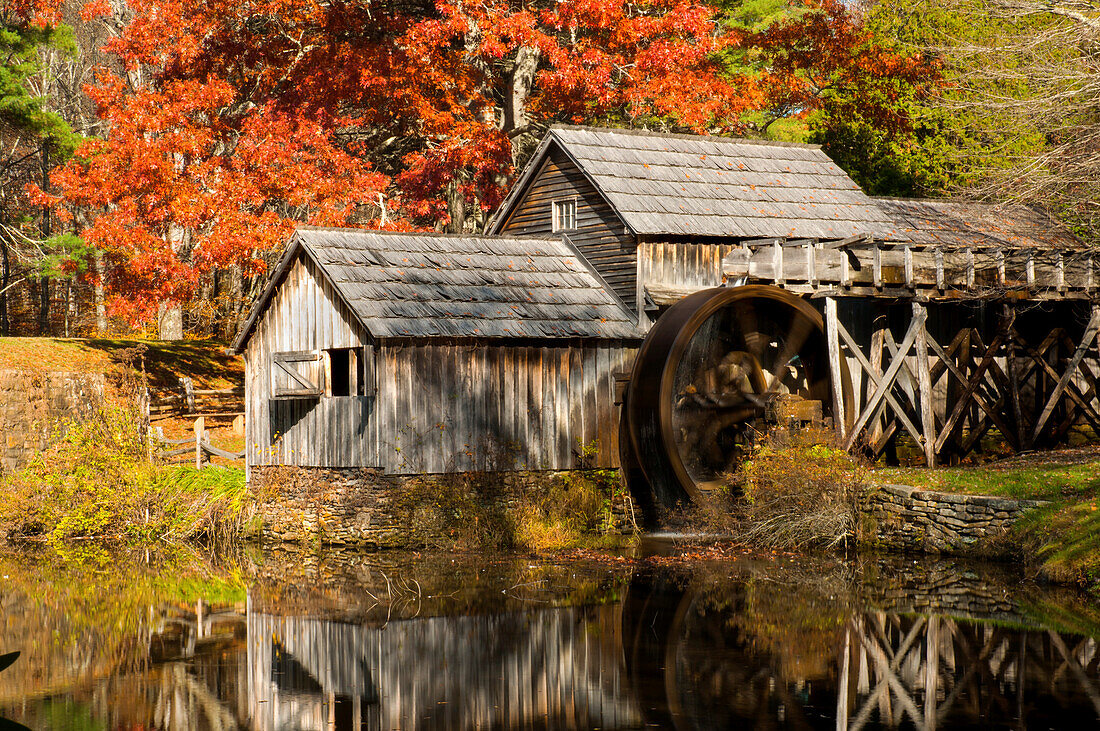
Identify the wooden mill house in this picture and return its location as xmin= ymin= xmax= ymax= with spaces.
xmin=236 ymin=125 xmax=1100 ymax=486
xmin=231 ymin=229 xmax=639 ymax=475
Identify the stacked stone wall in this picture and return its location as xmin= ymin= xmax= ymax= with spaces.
xmin=861 ymin=483 xmax=1045 ymax=557
xmin=0 ymin=370 xmax=106 ymax=473
xmin=249 ymin=466 xmax=637 ymax=548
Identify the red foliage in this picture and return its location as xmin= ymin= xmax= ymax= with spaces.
xmin=47 ymin=0 xmax=937 ymax=324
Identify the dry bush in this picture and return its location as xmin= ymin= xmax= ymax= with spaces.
xmin=728 ymin=428 xmax=866 ymax=550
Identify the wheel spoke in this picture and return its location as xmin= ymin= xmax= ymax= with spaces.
xmin=766 ymin=313 xmax=814 ymax=393
xmin=734 ymin=300 xmax=766 ymax=359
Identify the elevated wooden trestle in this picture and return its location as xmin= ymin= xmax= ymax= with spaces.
xmin=724 ymin=236 xmax=1100 ymax=466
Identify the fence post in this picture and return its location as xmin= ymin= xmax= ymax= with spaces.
xmin=194 ymin=416 xmax=205 ymax=469
xmin=181 ymin=376 xmax=195 ymax=413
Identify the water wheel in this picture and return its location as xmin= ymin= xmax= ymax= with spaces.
xmin=621 ymin=285 xmax=849 ymax=519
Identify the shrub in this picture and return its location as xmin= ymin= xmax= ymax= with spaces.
xmin=395 ymin=467 xmax=633 ymax=552
xmin=727 ymin=428 xmax=866 ymax=550
xmin=0 ymin=399 xmax=252 ymax=546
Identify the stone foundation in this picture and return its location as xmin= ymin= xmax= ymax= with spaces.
xmin=0 ymin=370 xmax=107 ymax=473
xmin=248 ymin=466 xmax=637 ymax=548
xmin=860 ymin=483 xmax=1046 ymax=557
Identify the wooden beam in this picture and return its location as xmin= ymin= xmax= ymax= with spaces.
xmin=834 ymin=317 xmax=924 ymax=449
xmin=1030 ymin=304 xmax=1100 ymax=443
xmin=913 ymin=302 xmax=937 ymax=466
xmin=825 ymin=297 xmax=847 ymax=440
xmin=844 ymin=309 xmax=928 ymax=451
xmin=929 ymin=334 xmax=1015 ymax=454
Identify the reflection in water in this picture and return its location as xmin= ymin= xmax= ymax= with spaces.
xmin=247 ymin=604 xmax=638 ymax=729
xmin=1 ymin=548 xmax=1100 ymax=730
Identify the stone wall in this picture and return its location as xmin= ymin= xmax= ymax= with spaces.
xmin=860 ymin=483 xmax=1046 ymax=557
xmin=0 ymin=370 xmax=106 ymax=473
xmin=249 ymin=466 xmax=637 ymax=548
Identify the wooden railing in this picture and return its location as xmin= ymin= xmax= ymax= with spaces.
xmin=151 ymin=416 xmax=245 ymax=468
xmin=149 ymin=377 xmax=244 ymax=422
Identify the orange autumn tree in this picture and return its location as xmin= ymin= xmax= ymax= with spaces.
xmin=47 ymin=0 xmax=937 ymax=330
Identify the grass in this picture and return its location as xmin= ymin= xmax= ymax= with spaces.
xmin=0 ymin=336 xmax=242 ymax=393
xmin=874 ymin=459 xmax=1100 ymax=501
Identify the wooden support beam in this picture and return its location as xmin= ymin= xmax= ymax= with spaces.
xmin=869 ymin=317 xmax=887 ymax=446
xmin=825 ymin=297 xmax=847 ymax=440
xmin=833 ymin=317 xmax=923 ymax=449
xmin=844 ymin=309 xmax=928 ymax=451
xmin=913 ymin=302 xmax=937 ymax=466
xmin=929 ymin=334 xmax=1015 ymax=455
xmin=1002 ymin=308 xmax=1029 ymax=451
xmin=774 ymin=241 xmax=785 ymax=287
xmin=1031 ymin=304 xmax=1100 ymax=444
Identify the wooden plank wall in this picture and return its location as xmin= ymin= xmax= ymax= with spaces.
xmin=498 ymin=146 xmax=638 ymax=312
xmin=375 ymin=340 xmax=637 ymax=474
xmin=638 ymin=242 xmax=737 ymax=303
xmin=244 ymin=258 xmax=637 ymax=473
xmin=244 ymin=255 xmax=375 ymax=469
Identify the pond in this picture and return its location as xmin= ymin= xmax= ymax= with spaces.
xmin=1 ymin=540 xmax=1099 ymax=730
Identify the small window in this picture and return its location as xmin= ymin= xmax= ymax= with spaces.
xmin=326 ymin=348 xmax=354 ymax=396
xmin=552 ymin=199 xmax=577 ymax=231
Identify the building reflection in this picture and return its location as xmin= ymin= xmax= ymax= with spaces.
xmin=245 ymin=600 xmax=641 ymax=730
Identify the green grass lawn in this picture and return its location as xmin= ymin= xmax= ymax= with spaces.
xmin=873 ymin=457 xmax=1100 ymax=501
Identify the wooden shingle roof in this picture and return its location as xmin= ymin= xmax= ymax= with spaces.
xmin=493 ymin=125 xmax=903 ymax=241
xmin=874 ymin=198 xmax=1082 ymax=250
xmin=233 ymin=228 xmax=640 ymax=350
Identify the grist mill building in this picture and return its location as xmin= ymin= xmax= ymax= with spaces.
xmin=236 ymin=126 xmax=1099 ymax=512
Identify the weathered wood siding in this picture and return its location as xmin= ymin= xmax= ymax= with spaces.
xmin=498 ymin=146 xmax=638 ymax=312
xmin=244 ymin=254 xmax=375 ymax=469
xmin=376 ymin=340 xmax=636 ymax=474
xmin=638 ymin=242 xmax=738 ymax=304
xmin=244 ymin=256 xmax=637 ymax=473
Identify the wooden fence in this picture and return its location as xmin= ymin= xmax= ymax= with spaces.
xmin=149 ymin=376 xmax=244 ymax=422
xmin=152 ymin=416 xmax=245 ymax=468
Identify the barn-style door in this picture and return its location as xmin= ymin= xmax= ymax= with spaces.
xmin=826 ymin=299 xmax=1100 ymax=466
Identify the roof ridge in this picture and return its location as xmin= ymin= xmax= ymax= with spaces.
xmin=549 ymin=124 xmax=822 ymax=150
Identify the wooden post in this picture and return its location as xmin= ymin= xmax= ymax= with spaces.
xmin=873 ymin=243 xmax=882 ymax=289
xmin=869 ymin=313 xmax=888 ymax=448
xmin=825 ymin=297 xmax=847 ymax=440
xmin=913 ymin=302 xmax=937 ymax=467
xmin=773 ymin=241 xmax=785 ymax=287
xmin=925 ymin=615 xmax=939 ymax=731
xmin=181 ymin=376 xmax=195 ymax=413
xmin=1003 ymin=306 xmax=1029 ymax=451
xmin=194 ymin=416 xmax=205 ymax=469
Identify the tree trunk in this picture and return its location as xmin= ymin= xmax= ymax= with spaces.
xmin=0 ymin=239 xmax=9 ymax=336
xmin=445 ymin=177 xmax=467 ymax=233
xmin=38 ymin=276 xmax=50 ymax=335
xmin=505 ymin=46 xmax=541 ymax=167
xmin=94 ymin=250 xmax=107 ymax=333
xmin=158 ymin=302 xmax=184 ymax=340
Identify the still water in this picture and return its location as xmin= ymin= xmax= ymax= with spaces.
xmin=1 ymin=541 xmax=1099 ymax=730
